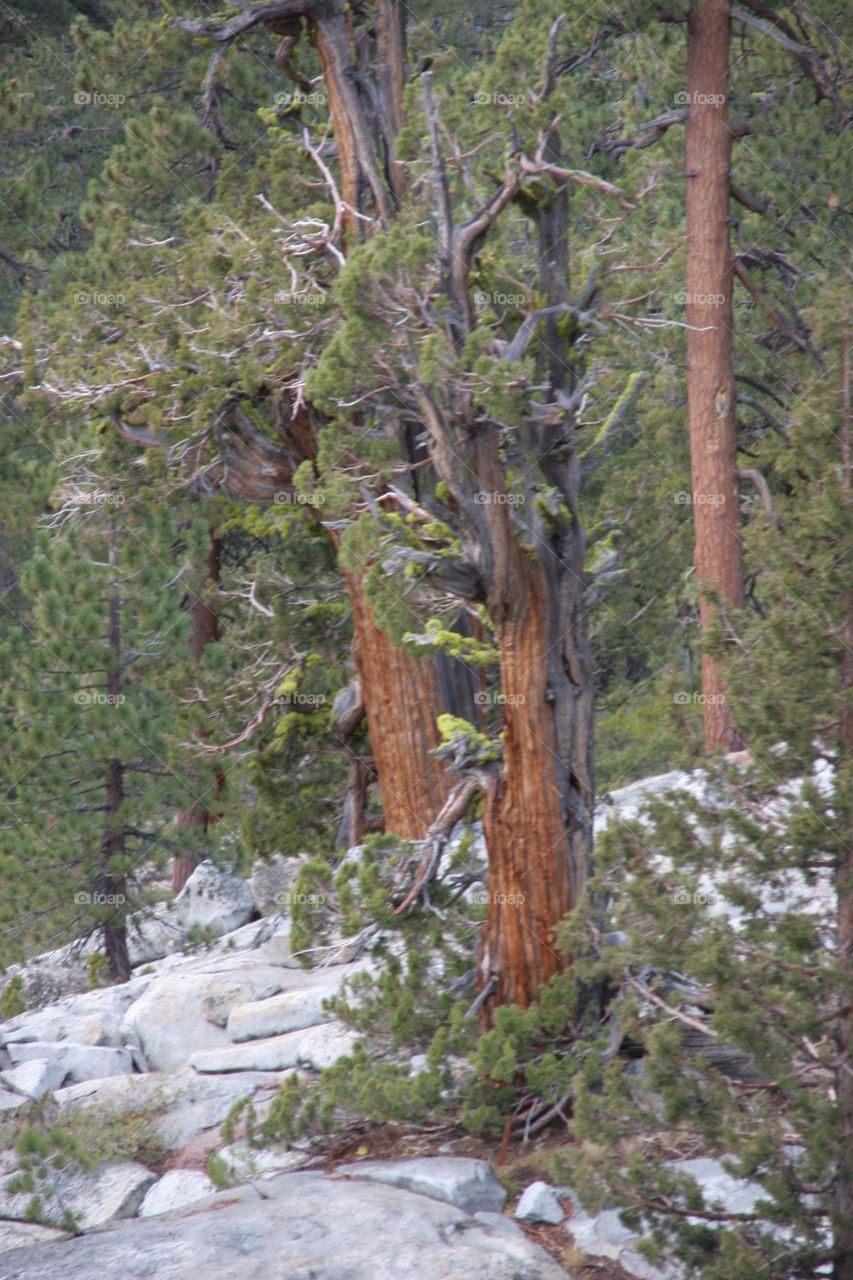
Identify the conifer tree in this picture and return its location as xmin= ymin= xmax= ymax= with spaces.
xmin=560 ymin=276 xmax=853 ymax=1278
xmin=0 ymin=490 xmax=194 ymax=979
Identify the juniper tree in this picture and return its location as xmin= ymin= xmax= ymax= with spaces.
xmin=13 ymin=0 xmax=465 ymax=846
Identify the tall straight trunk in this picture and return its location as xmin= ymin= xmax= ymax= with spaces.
xmin=173 ymin=531 xmax=222 ymax=894
xmin=685 ymin=0 xmax=745 ymax=751
xmin=344 ymin=570 xmax=450 ymax=839
xmin=834 ymin=312 xmax=853 ymax=1280
xmin=99 ymin=521 xmax=130 ymax=982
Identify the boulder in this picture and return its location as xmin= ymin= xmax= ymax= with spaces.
xmin=227 ymin=985 xmax=334 ymax=1040
xmin=119 ymin=968 xmax=282 ymax=1072
xmin=56 ymin=1067 xmax=292 ymax=1148
xmin=190 ymin=1021 xmax=357 ymax=1074
xmin=225 ymin=968 xmax=357 ymax=1042
xmin=336 ymin=1157 xmax=507 ymax=1216
xmin=0 ymin=1161 xmax=155 ymax=1231
xmin=138 ymin=1170 xmax=215 ymax=1218
xmin=6 ymin=1042 xmax=132 ymax=1084
xmin=173 ymin=862 xmax=254 ymax=937
xmin=201 ymin=983 xmax=259 ymax=1028
xmin=0 ymin=1222 xmax=70 ymax=1256
xmin=0 ymin=982 xmax=149 ymax=1050
xmin=1 ymin=1059 xmax=67 ymax=1101
xmin=1 ymin=1169 xmax=569 ymax=1280
xmin=515 ymin=1180 xmax=565 ymax=1225
xmin=249 ymin=856 xmax=301 ymax=916
xmin=126 ymin=908 xmax=185 ymax=967
xmin=0 ymin=958 xmax=89 ymax=1014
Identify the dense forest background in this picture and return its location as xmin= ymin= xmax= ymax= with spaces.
xmin=0 ymin=2 xmax=851 ymax=1275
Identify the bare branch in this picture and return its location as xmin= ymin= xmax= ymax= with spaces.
xmin=519 ymin=151 xmax=635 ymax=210
xmin=738 ymin=467 xmax=784 ymax=530
xmin=172 ymin=2 xmax=315 ymax=44
xmin=731 ymin=181 xmax=771 ymax=214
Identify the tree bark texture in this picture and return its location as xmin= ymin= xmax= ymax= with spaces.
xmin=685 ymin=0 xmax=745 ymax=751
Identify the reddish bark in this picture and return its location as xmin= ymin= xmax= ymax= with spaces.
xmin=685 ymin=0 xmax=745 ymax=751
xmin=469 ymin=436 xmax=593 ymax=1015
xmin=344 ymin=570 xmax=450 ymax=839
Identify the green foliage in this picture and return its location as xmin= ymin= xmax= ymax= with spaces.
xmin=0 ymin=974 xmax=25 ymax=1020
xmin=205 ymin=1152 xmax=235 ymax=1191
xmin=547 ymin=277 xmax=853 ymax=1278
xmin=0 ymin=1091 xmax=170 ymax=1229
xmin=86 ymin=952 xmax=109 ymax=991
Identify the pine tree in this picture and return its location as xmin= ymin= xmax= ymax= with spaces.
xmin=559 ymin=276 xmax=853 ymax=1278
xmin=0 ymin=491 xmax=194 ymax=979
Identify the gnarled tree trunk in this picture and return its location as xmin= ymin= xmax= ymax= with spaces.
xmin=685 ymin=0 xmax=745 ymax=751
xmin=345 ymin=570 xmax=450 ymax=839
xmin=174 ymin=0 xmax=455 ymax=845
xmin=414 ymin=78 xmax=595 ymax=1017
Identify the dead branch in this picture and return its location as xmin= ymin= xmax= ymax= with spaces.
xmin=738 ymin=468 xmax=784 ymax=530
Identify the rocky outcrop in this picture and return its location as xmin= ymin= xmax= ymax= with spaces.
xmin=190 ymin=1020 xmax=358 ymax=1073
xmin=336 ymin=1156 xmax=508 ymax=1215
xmin=174 ymin=861 xmax=255 ymax=936
xmin=1 ymin=1169 xmax=571 ymax=1280
xmin=118 ymin=965 xmax=284 ymax=1072
xmin=0 ymin=777 xmax=797 ymax=1280
xmin=250 ymin=855 xmax=301 ymax=916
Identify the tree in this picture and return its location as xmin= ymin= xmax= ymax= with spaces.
xmin=684 ymin=0 xmax=745 ymax=751
xmin=562 ymin=276 xmax=853 ymax=1279
xmin=82 ymin=0 xmax=458 ymax=844
xmin=0 ymin=489 xmax=192 ymax=979
xmin=303 ymin=5 xmax=638 ymax=1008
xmin=171 ymin=526 xmax=223 ymax=893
